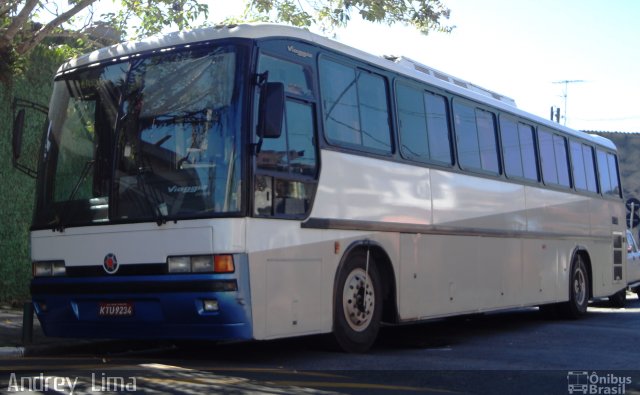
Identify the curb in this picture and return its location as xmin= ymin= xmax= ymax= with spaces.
xmin=0 ymin=347 xmax=25 ymax=358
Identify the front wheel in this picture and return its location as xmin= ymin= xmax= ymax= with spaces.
xmin=333 ymin=250 xmax=382 ymax=353
xmin=559 ymin=254 xmax=590 ymax=318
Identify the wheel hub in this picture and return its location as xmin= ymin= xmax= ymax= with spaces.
xmin=343 ymin=268 xmax=375 ymax=332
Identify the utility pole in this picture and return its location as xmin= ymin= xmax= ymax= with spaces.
xmin=553 ymin=79 xmax=584 ymax=126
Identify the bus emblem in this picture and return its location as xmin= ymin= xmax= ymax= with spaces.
xmin=103 ymin=253 xmax=119 ymax=274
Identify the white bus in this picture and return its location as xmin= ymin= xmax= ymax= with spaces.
xmin=13 ymin=24 xmax=626 ymax=352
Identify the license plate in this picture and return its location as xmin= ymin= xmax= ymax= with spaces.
xmin=98 ymin=302 xmax=134 ymax=317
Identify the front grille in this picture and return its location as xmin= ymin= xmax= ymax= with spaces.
xmin=65 ymin=264 xmax=167 ymax=277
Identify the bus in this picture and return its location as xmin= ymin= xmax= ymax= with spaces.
xmin=12 ymin=23 xmax=626 ymax=352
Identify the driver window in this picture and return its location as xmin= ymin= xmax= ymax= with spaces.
xmin=254 ymin=51 xmax=318 ymax=218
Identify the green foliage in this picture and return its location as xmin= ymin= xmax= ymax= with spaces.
xmin=0 ymin=46 xmax=64 ymax=304
xmin=244 ymin=0 xmax=454 ymax=34
xmin=113 ymin=0 xmax=209 ymax=38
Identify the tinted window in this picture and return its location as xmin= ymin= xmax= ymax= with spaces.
xmin=254 ymin=52 xmax=318 ymax=219
xmin=319 ymin=58 xmax=391 ymax=153
xmin=570 ymin=141 xmax=588 ymax=190
xmin=258 ymin=54 xmax=313 ymax=97
xmin=397 ymin=83 xmax=452 ymax=165
xmin=539 ymin=130 xmax=557 ymax=184
xmin=554 ymin=134 xmax=570 ymax=187
xmin=397 ymin=83 xmax=429 ymax=160
xmin=319 ymin=60 xmax=360 ymax=145
xmin=518 ymin=123 xmax=538 ymax=181
xmin=570 ymin=141 xmax=598 ymax=193
xmin=453 ymin=101 xmax=499 ymax=174
xmin=596 ymin=149 xmax=620 ymax=197
xmin=258 ymin=100 xmax=317 ymax=176
xmin=500 ymin=116 xmax=523 ymax=178
xmin=425 ymin=92 xmax=452 ymax=164
xmin=358 ymin=72 xmax=391 ymax=151
xmin=539 ymin=129 xmax=570 ymax=187
xmin=582 ymin=145 xmax=598 ymax=193
xmin=454 ymin=101 xmax=481 ymax=170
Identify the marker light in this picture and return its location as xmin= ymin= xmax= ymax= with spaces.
xmin=214 ymin=255 xmax=234 ymax=273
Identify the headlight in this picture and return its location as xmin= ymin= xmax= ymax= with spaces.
xmin=167 ymin=256 xmax=191 ymax=273
xmin=33 ymin=261 xmax=66 ymax=277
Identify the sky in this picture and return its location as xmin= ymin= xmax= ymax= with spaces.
xmin=78 ymin=0 xmax=640 ymax=132
xmin=328 ymin=0 xmax=640 ymax=133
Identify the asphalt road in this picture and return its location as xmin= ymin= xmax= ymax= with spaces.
xmin=2 ymin=295 xmax=640 ymax=394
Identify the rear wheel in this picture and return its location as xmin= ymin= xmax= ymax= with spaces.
xmin=559 ymin=254 xmax=589 ymax=318
xmin=333 ymin=250 xmax=382 ymax=353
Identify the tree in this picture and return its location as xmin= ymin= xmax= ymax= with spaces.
xmin=243 ymin=0 xmax=453 ymax=35
xmin=0 ymin=0 xmax=452 ymax=82
xmin=0 ymin=0 xmax=209 ymax=81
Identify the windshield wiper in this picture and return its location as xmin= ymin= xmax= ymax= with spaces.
xmin=135 ymin=165 xmax=169 ymax=226
xmin=52 ymin=160 xmax=95 ymax=232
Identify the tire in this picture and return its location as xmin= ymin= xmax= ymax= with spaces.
xmin=333 ymin=250 xmax=382 ymax=353
xmin=558 ymin=254 xmax=590 ymax=318
xmin=608 ymin=289 xmax=626 ymax=308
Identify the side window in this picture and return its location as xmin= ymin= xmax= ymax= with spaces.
xmin=500 ymin=116 xmax=523 ymax=178
xmin=582 ymin=145 xmax=598 ymax=193
xmin=397 ymin=83 xmax=429 ymax=161
xmin=518 ymin=123 xmax=538 ymax=181
xmin=539 ymin=128 xmax=570 ymax=188
xmin=258 ymin=100 xmax=316 ymax=176
xmin=257 ymin=54 xmax=313 ymax=97
xmin=570 ymin=141 xmax=598 ymax=193
xmin=570 ymin=141 xmax=588 ymax=191
xmin=501 ymin=117 xmax=539 ymax=182
xmin=424 ymin=92 xmax=452 ymax=164
xmin=254 ymin=52 xmax=318 ymax=218
xmin=453 ymin=101 xmax=499 ymax=174
xmin=319 ymin=58 xmax=392 ymax=153
xmin=396 ymin=83 xmax=452 ymax=165
xmin=597 ymin=149 xmax=621 ymax=198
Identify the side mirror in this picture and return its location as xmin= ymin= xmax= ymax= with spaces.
xmin=12 ymin=109 xmax=26 ymax=165
xmin=257 ymin=82 xmax=284 ymax=139
xmin=11 ymin=98 xmax=48 ymax=178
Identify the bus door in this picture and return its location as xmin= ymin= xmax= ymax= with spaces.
xmin=250 ymin=39 xmax=324 ymax=338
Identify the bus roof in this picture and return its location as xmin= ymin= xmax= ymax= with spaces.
xmin=57 ymin=23 xmax=616 ymax=151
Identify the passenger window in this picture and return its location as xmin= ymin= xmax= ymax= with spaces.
xmin=397 ymin=83 xmax=452 ymax=165
xmin=500 ymin=116 xmax=538 ymax=182
xmin=519 ymin=123 xmax=538 ymax=181
xmin=539 ymin=129 xmax=570 ymax=187
xmin=570 ymin=141 xmax=588 ymax=191
xmin=582 ymin=145 xmax=598 ymax=193
xmin=570 ymin=141 xmax=598 ymax=193
xmin=319 ymin=58 xmax=391 ymax=153
xmin=425 ymin=92 xmax=452 ymax=164
xmin=397 ymin=83 xmax=429 ymax=161
xmin=453 ymin=101 xmax=499 ymax=174
xmin=597 ymin=149 xmax=621 ymax=197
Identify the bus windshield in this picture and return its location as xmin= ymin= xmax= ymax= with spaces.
xmin=35 ymin=45 xmax=245 ymax=229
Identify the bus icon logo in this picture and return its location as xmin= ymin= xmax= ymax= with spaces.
xmin=567 ymin=371 xmax=589 ymax=394
xmin=103 ymin=253 xmax=119 ymax=274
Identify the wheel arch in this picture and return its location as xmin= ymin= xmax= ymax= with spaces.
xmin=333 ymin=240 xmax=399 ymax=325
xmin=571 ymin=246 xmax=593 ymax=299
